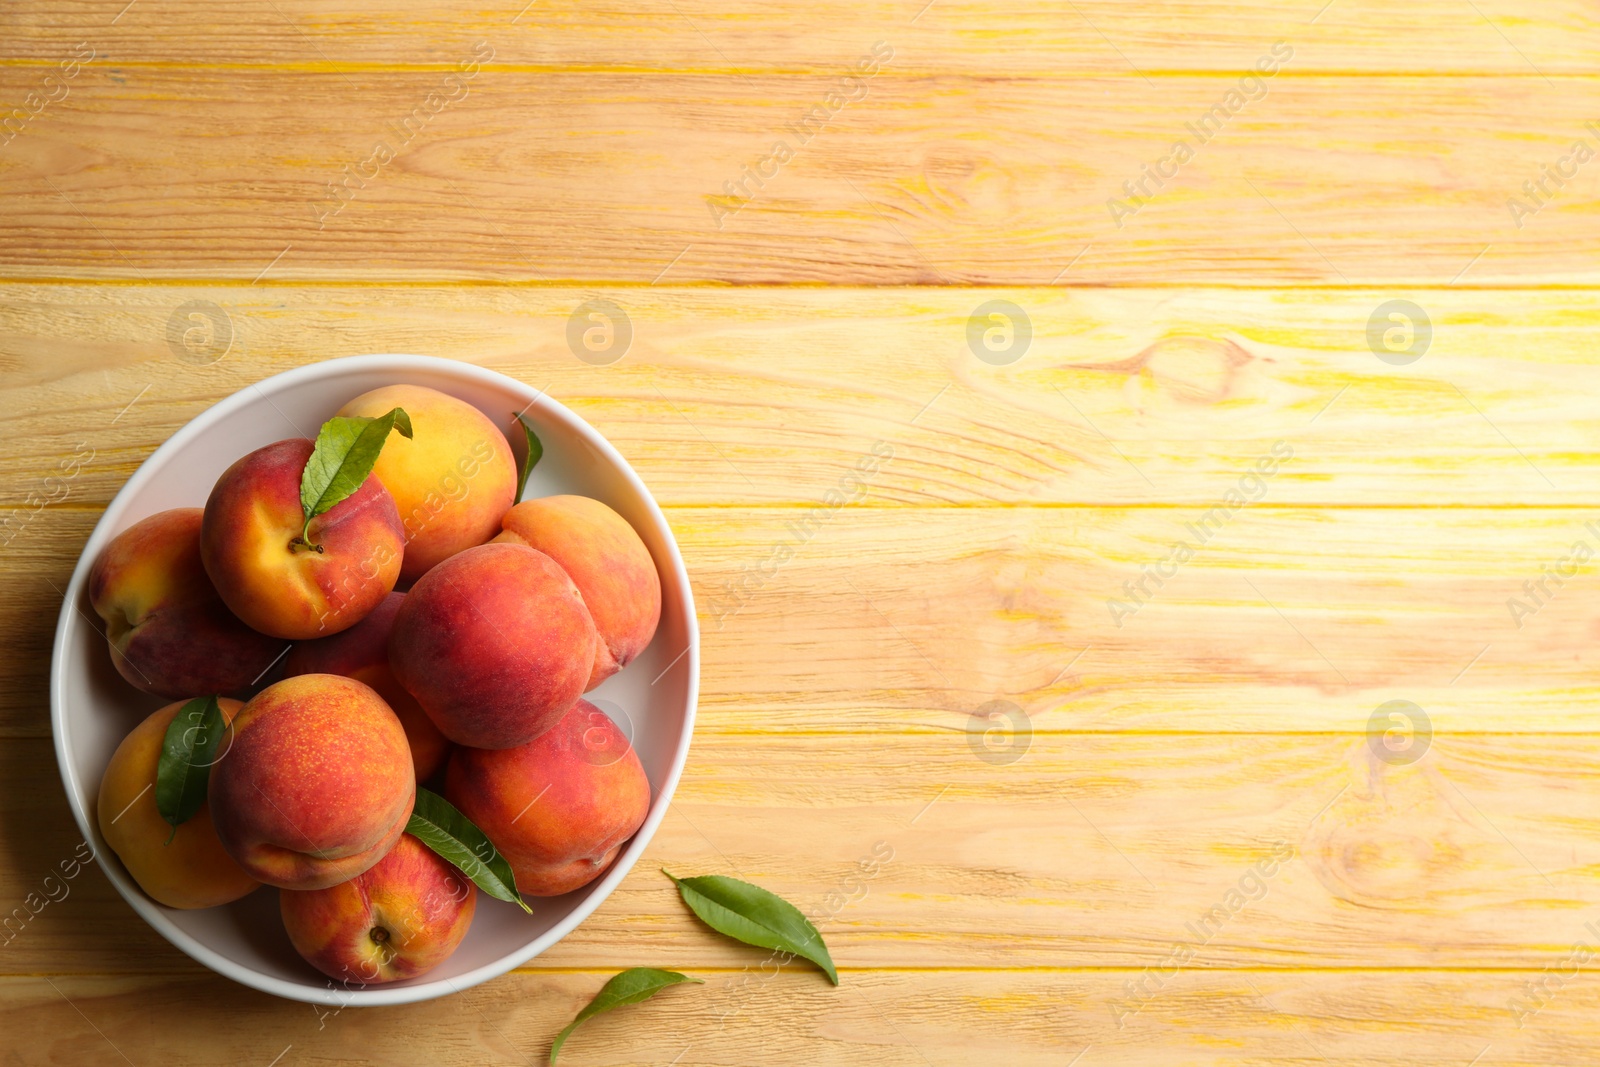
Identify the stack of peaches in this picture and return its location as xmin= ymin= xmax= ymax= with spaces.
xmin=88 ymin=384 xmax=661 ymax=987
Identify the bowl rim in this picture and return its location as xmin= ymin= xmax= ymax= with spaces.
xmin=49 ymin=353 xmax=699 ymax=1006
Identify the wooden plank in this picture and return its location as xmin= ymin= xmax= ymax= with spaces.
xmin=1 ymin=285 xmax=1596 ymax=509
xmin=4 ymin=968 xmax=1598 ymax=1066
xmin=0 ymin=70 xmax=1594 ymax=283
xmin=3 ymin=0 xmax=1597 ymax=75
xmin=11 ymin=728 xmax=1600 ymax=974
xmin=8 ymin=4 xmax=1593 ymax=1065
xmin=12 ymin=501 xmax=1600 ymax=736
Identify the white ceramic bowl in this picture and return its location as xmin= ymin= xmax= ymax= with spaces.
xmin=50 ymin=354 xmax=698 ymax=1005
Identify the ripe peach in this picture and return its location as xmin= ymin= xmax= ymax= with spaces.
xmin=280 ymin=833 xmax=477 ymax=985
xmin=494 ymin=495 xmax=662 ymax=690
xmin=208 ymin=674 xmax=414 ymax=890
xmin=389 ymin=542 xmax=598 ymax=750
xmin=338 ymin=385 xmax=516 ymax=582
xmin=443 ymin=698 xmax=649 ymax=896
xmin=95 ymin=698 xmax=260 ymax=909
xmin=87 ymin=509 xmax=285 ymax=699
xmin=200 ymin=438 xmax=405 ymax=641
xmin=283 ymin=592 xmax=450 ymax=781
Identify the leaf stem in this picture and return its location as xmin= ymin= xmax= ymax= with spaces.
xmin=289 ymin=513 xmax=324 ymax=553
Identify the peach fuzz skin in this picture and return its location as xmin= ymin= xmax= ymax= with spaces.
xmin=88 ymin=508 xmax=285 ymax=699
xmin=338 ymin=384 xmax=515 ymax=582
xmin=200 ymin=438 xmax=406 ymax=641
xmin=494 ymin=495 xmax=662 ymax=690
xmin=280 ymin=833 xmax=477 ymax=985
xmin=208 ymin=674 xmax=415 ymax=891
xmin=444 ymin=698 xmax=649 ymax=896
xmin=389 ymin=542 xmax=598 ymax=750
xmin=283 ymin=592 xmax=451 ymax=782
xmin=95 ymin=698 xmax=261 ymax=910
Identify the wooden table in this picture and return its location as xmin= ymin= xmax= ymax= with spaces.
xmin=5 ymin=3 xmax=1600 ymax=1063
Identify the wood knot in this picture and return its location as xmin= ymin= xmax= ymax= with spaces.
xmin=1122 ymin=335 xmax=1253 ymax=406
xmin=1299 ymin=743 xmax=1474 ymax=908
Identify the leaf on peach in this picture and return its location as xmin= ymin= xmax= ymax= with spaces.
xmin=510 ymin=411 xmax=544 ymax=505
xmin=406 ymin=787 xmax=532 ymax=914
xmin=298 ymin=406 xmax=412 ymax=544
xmin=155 ymin=695 xmax=227 ymax=842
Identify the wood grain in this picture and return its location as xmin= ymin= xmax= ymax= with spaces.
xmin=9 ymin=502 xmax=1600 ymax=737
xmin=10 ymin=728 xmax=1600 ymax=976
xmin=0 ymin=69 xmax=1593 ymax=283
xmin=4 ymin=0 xmax=1599 ymax=1061
xmin=13 ymin=969 xmax=1600 ymax=1067
xmin=1 ymin=285 xmax=1595 ymax=508
xmin=3 ymin=0 xmax=1598 ymax=75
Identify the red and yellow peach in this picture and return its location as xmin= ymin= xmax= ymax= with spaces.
xmin=337 ymin=385 xmax=516 ymax=582
xmin=88 ymin=509 xmax=284 ymax=698
xmin=208 ymin=674 xmax=414 ymax=890
xmin=200 ymin=439 xmax=406 ymax=640
xmin=494 ymin=495 xmax=661 ymax=690
xmin=389 ymin=542 xmax=598 ymax=750
xmin=95 ymin=698 xmax=261 ymax=909
xmin=280 ymin=832 xmax=476 ymax=985
xmin=444 ymin=698 xmax=649 ymax=896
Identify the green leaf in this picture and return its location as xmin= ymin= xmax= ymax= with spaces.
xmin=298 ymin=407 xmax=413 ymax=544
xmin=511 ymin=412 xmax=544 ymax=505
xmin=405 ymin=787 xmax=532 ymax=914
xmin=550 ymin=968 xmax=701 ymax=1064
xmin=155 ymin=695 xmax=227 ymax=841
xmin=663 ymin=870 xmax=838 ymax=984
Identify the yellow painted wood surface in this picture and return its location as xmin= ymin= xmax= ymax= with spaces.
xmin=5 ymin=66 xmax=1599 ymax=284
xmin=3 ymin=1 xmax=1598 ymax=73
xmin=4 ymin=285 xmax=1596 ymax=506
xmin=4 ymin=3 xmax=1600 ymax=1064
